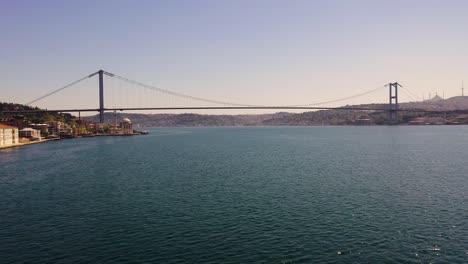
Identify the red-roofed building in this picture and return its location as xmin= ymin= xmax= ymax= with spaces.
xmin=0 ymin=124 xmax=19 ymax=147
xmin=0 ymin=117 xmax=29 ymax=129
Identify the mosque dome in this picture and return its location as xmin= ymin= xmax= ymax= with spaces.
xmin=122 ymin=117 xmax=131 ymax=123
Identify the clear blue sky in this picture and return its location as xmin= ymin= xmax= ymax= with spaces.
xmin=1 ymin=0 xmax=468 ymax=113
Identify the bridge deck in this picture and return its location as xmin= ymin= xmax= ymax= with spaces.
xmin=2 ymin=106 xmax=439 ymax=114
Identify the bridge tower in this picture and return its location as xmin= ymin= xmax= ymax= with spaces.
xmin=98 ymin=70 xmax=104 ymax=123
xmin=388 ymin=82 xmax=400 ymax=122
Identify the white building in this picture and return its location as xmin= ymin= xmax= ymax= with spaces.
xmin=121 ymin=118 xmax=133 ymax=135
xmin=19 ymin=128 xmax=42 ymax=141
xmin=0 ymin=124 xmax=19 ymax=147
xmin=109 ymin=117 xmax=134 ymax=135
xmin=47 ymin=121 xmax=63 ymax=136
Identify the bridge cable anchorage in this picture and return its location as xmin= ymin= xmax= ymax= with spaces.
xmin=25 ymin=71 xmax=100 ymax=106
xmin=109 ymin=72 xmax=259 ymax=107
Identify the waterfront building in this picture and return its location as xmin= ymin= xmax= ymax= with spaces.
xmin=47 ymin=121 xmax=73 ymax=137
xmin=47 ymin=121 xmax=63 ymax=136
xmin=30 ymin=123 xmax=49 ymax=134
xmin=108 ymin=118 xmax=134 ymax=135
xmin=109 ymin=126 xmax=122 ymax=135
xmin=0 ymin=124 xmax=19 ymax=147
xmin=0 ymin=117 xmax=29 ymax=129
xmin=86 ymin=123 xmax=98 ymax=134
xmin=121 ymin=118 xmax=133 ymax=135
xmin=59 ymin=126 xmax=73 ymax=137
xmin=94 ymin=123 xmax=107 ymax=134
xmin=19 ymin=128 xmax=42 ymax=141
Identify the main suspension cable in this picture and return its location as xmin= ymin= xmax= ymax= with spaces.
xmin=25 ymin=71 xmax=99 ymax=106
xmin=286 ymin=85 xmax=385 ymax=107
xmin=109 ymin=71 xmax=387 ymax=108
xmin=110 ymin=72 xmax=258 ymax=107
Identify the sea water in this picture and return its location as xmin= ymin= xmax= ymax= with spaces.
xmin=0 ymin=126 xmax=466 ymax=263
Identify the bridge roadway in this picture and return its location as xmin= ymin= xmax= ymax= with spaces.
xmin=1 ymin=106 xmax=433 ymax=114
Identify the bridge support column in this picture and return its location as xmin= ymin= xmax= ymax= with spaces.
xmin=99 ymin=70 xmax=104 ymax=123
xmin=388 ymin=82 xmax=399 ymax=123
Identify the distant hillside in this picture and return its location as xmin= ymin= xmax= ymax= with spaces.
xmin=84 ymin=112 xmax=294 ymax=127
xmin=84 ymin=109 xmax=391 ymax=127
xmin=400 ymin=96 xmax=468 ymax=111
xmin=83 ymin=95 xmax=468 ymax=127
xmin=6 ymin=95 xmax=468 ymax=127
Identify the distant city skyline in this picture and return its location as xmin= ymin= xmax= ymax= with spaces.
xmin=2 ymin=0 xmax=468 ymax=114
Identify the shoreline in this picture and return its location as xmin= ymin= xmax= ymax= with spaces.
xmin=0 ymin=138 xmax=59 ymax=150
xmin=0 ymin=132 xmax=147 ymax=151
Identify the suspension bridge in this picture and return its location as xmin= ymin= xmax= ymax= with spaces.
xmin=3 ymin=69 xmax=424 ymax=123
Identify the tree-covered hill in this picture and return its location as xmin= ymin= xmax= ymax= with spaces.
xmin=0 ymin=102 xmax=76 ymax=124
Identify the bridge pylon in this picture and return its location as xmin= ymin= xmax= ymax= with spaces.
xmin=388 ymin=82 xmax=400 ymax=123
xmin=98 ymin=70 xmax=104 ymax=123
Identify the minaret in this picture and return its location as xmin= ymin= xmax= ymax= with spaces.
xmin=462 ymin=82 xmax=465 ymax=97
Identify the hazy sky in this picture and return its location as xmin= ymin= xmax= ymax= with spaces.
xmin=2 ymin=0 xmax=468 ymax=113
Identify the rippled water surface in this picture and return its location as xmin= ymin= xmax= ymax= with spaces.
xmin=1 ymin=126 xmax=467 ymax=263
